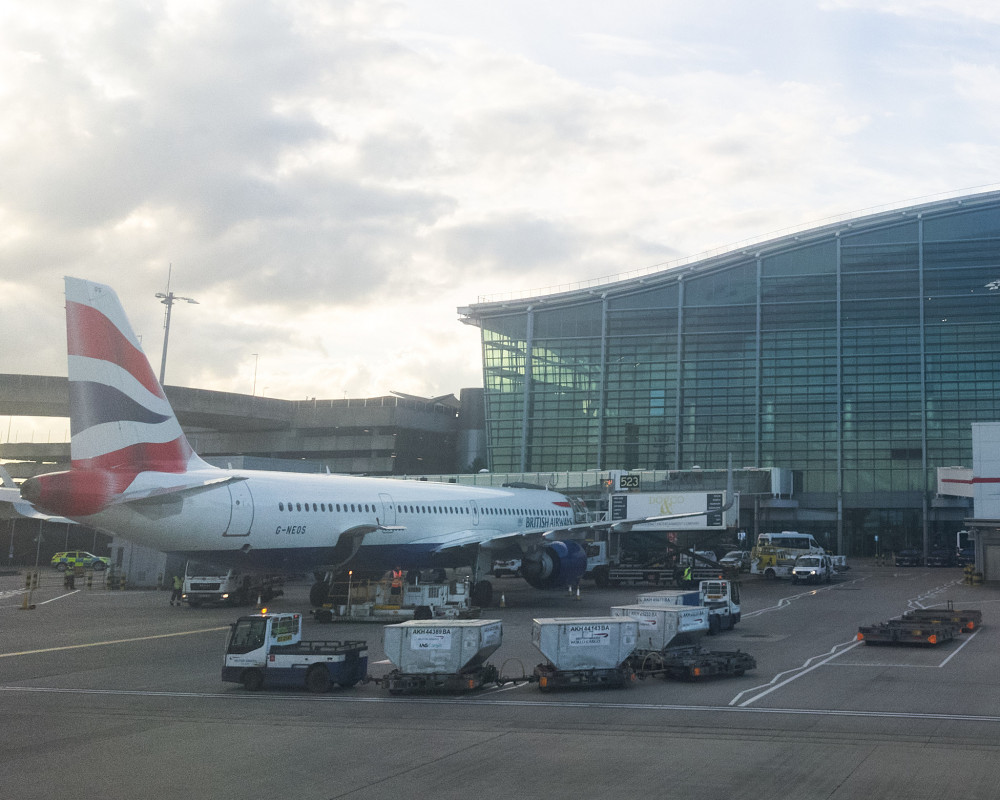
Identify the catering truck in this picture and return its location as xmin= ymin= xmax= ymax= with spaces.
xmin=222 ymin=611 xmax=368 ymax=692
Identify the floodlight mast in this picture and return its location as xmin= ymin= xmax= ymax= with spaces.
xmin=155 ymin=289 xmax=199 ymax=385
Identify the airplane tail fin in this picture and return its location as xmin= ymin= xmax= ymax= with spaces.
xmin=21 ymin=278 xmax=210 ymax=517
xmin=64 ymin=276 xmax=203 ymax=474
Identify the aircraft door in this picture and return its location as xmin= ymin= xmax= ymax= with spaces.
xmin=378 ymin=493 xmax=396 ymax=525
xmin=223 ymin=481 xmax=254 ymax=536
xmin=470 ymin=500 xmax=480 ymax=526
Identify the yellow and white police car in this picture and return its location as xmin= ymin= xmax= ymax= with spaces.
xmin=50 ymin=551 xmax=111 ymax=571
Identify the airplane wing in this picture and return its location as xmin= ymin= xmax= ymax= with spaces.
xmin=417 ymin=505 xmax=726 ymax=554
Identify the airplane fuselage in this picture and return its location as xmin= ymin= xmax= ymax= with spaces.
xmin=78 ymin=468 xmax=575 ymax=574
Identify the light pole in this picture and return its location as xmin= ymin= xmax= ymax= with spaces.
xmin=155 ymin=289 xmax=199 ymax=385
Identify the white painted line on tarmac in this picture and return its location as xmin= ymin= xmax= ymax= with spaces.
xmin=908 ymin=579 xmax=962 ymax=609
xmin=730 ymin=638 xmax=862 ymax=708
xmin=817 ymin=630 xmax=980 ymax=669
xmin=938 ymin=628 xmax=979 ymax=666
xmin=36 ymin=590 xmax=80 ymax=605
xmin=0 ymin=626 xmax=230 ymax=659
xmin=3 ymin=684 xmax=1000 ymax=724
xmin=741 ymin=576 xmax=867 ymax=619
xmin=733 ymin=579 xmax=983 ymax=707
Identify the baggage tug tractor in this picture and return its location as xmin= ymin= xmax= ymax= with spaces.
xmin=222 ymin=611 xmax=368 ymax=692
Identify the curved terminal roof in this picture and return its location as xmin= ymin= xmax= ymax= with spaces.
xmin=459 ymin=188 xmax=1000 ymax=321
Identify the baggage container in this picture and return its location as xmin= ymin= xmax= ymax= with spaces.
xmin=634 ymin=589 xmax=702 ymax=607
xmin=532 ymin=617 xmax=638 ymax=671
xmin=610 ymin=604 xmax=709 ymax=652
xmin=382 ymin=619 xmax=502 ymax=675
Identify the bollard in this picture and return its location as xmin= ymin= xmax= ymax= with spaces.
xmin=31 ymin=571 xmax=39 ymax=590
xmin=500 ymin=593 xmax=506 ymax=608
xmin=86 ymin=572 xmax=93 ymax=590
xmin=118 ymin=574 xmax=126 ymax=590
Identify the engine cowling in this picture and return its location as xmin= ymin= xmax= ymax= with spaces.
xmin=521 ymin=540 xmax=587 ymax=589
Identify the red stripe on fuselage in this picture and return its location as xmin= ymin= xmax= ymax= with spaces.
xmin=66 ymin=300 xmax=163 ymax=399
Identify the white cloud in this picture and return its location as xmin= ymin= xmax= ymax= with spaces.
xmin=1 ymin=0 xmax=998 ymax=434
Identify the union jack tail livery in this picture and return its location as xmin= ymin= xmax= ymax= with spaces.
xmin=65 ymin=277 xmax=199 ymax=473
xmin=20 ymin=278 xmax=209 ymax=517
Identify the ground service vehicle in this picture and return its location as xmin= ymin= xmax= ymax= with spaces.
xmin=222 ymin=612 xmax=368 ymax=692
xmin=750 ymin=532 xmax=826 ymax=579
xmin=791 ymin=554 xmax=833 ymax=584
xmin=926 ymin=548 xmax=956 ymax=567
xmin=895 ymin=549 xmax=922 ymax=567
xmin=492 ymin=558 xmax=521 ymax=577
xmin=183 ymin=563 xmax=283 ymax=607
xmin=636 ymin=579 xmax=741 ymax=634
xmin=314 ymin=574 xmax=477 ymax=622
xmin=586 ymin=536 xmax=724 ymax=588
xmin=719 ymin=550 xmax=750 ymax=574
xmin=50 ymin=551 xmax=110 ymax=571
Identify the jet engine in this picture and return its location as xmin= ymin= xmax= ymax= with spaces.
xmin=520 ymin=540 xmax=587 ymax=589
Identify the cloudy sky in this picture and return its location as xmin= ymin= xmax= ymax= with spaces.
xmin=2 ymin=0 xmax=999 ymax=441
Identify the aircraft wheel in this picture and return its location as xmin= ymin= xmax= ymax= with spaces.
xmin=309 ymin=580 xmax=331 ymax=607
xmin=593 ymin=566 xmax=610 ymax=588
xmin=471 ymin=580 xmax=493 ymax=607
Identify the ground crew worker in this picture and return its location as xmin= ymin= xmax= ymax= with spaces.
xmin=170 ymin=574 xmax=183 ymax=606
xmin=682 ymin=564 xmax=692 ymax=586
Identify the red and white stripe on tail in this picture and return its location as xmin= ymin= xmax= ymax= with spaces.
xmin=21 ymin=278 xmax=208 ymax=517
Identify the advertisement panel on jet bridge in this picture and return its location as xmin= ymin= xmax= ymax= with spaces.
xmin=610 ymin=491 xmax=736 ymax=531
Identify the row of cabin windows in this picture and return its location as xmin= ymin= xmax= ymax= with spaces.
xmin=276 ymin=501 xmax=571 ymax=518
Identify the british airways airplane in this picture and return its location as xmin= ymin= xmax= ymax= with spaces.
xmin=5 ymin=277 xmax=722 ymax=607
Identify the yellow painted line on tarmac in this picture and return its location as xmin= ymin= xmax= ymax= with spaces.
xmin=0 ymin=626 xmax=230 ymax=659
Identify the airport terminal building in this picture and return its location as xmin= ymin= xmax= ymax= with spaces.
xmin=459 ymin=190 xmax=1000 ymax=555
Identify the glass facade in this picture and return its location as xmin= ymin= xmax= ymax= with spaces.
xmin=464 ymin=192 xmax=1000 ymax=554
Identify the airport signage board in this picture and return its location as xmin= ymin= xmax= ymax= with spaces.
xmin=610 ymin=491 xmax=735 ymax=530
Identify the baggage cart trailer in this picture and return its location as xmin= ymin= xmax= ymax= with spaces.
xmin=902 ymin=607 xmax=981 ymax=633
xmin=857 ymin=619 xmax=960 ymax=646
xmin=629 ymin=644 xmax=756 ymax=680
